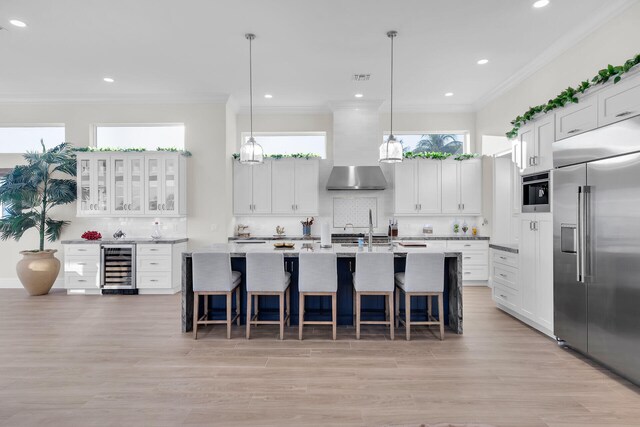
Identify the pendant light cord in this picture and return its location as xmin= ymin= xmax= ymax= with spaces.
xmin=249 ymin=35 xmax=253 ymax=138
xmin=390 ymin=33 xmax=394 ymax=136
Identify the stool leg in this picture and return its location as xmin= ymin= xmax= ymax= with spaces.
xmin=405 ymin=292 xmax=411 ymax=341
xmin=352 ymin=287 xmax=356 ymax=324
xmin=193 ymin=292 xmax=199 ymax=340
xmin=356 ymin=292 xmax=361 ymax=340
xmin=286 ymin=286 xmax=291 ymax=327
xmin=299 ymin=293 xmax=304 ymax=340
xmin=385 ymin=292 xmax=389 ymax=320
xmin=235 ymin=286 xmax=241 ymax=326
xmin=279 ymin=292 xmax=285 ymax=340
xmin=254 ymin=295 xmax=259 ymax=327
xmin=226 ymin=291 xmax=232 ymax=339
xmin=204 ymin=294 xmax=209 ymax=321
xmin=428 ymin=295 xmax=432 ymax=319
xmin=438 ymin=293 xmax=445 ymax=341
xmin=389 ymin=292 xmax=394 ymax=341
xmin=246 ymin=292 xmax=252 ymax=339
xmin=332 ymin=292 xmax=337 ymax=341
xmin=394 ymin=287 xmax=400 ymax=328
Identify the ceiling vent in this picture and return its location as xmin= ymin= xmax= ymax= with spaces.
xmin=352 ymin=74 xmax=371 ymax=82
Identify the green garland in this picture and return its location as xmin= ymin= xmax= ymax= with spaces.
xmin=506 ymin=54 xmax=640 ymax=139
xmin=403 ymin=151 xmax=479 ymax=161
xmin=72 ymin=146 xmax=192 ymax=157
xmin=231 ymin=153 xmax=321 ymax=160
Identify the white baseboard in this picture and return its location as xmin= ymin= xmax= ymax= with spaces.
xmin=495 ymin=302 xmax=555 ymax=338
xmin=0 ymin=278 xmax=64 ymax=289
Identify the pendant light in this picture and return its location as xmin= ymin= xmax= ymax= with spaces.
xmin=379 ymin=30 xmax=403 ymax=163
xmin=240 ymin=33 xmax=264 ymax=164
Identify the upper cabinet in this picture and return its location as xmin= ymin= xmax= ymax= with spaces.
xmin=555 ymin=94 xmax=598 ymax=140
xmin=394 ymin=159 xmax=441 ymax=215
xmin=442 ymin=158 xmax=482 ymax=215
xmin=76 ymin=152 xmax=186 ymax=218
xmin=518 ymin=114 xmax=554 ymax=175
xmin=234 ymin=159 xmax=319 ymax=216
xmin=598 ymin=72 xmax=640 ymax=127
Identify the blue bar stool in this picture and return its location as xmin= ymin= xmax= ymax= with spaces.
xmin=298 ymin=252 xmax=338 ymax=340
xmin=353 ymin=252 xmax=395 ymax=340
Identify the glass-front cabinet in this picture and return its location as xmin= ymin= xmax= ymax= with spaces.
xmin=111 ymin=156 xmax=144 ymax=215
xmin=144 ymin=154 xmax=182 ymax=216
xmin=77 ymin=155 xmax=110 ymax=216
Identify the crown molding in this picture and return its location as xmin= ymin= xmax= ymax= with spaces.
xmin=473 ymin=0 xmax=638 ymax=111
xmin=237 ymin=105 xmax=331 ymax=115
xmin=0 ymin=93 xmax=230 ymax=105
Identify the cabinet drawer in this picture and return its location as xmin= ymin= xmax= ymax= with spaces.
xmin=492 ymin=264 xmax=518 ymax=290
xmin=462 ymin=266 xmax=488 ymax=281
xmin=447 ymin=240 xmax=488 ymax=251
xmin=137 ymin=256 xmax=172 ymax=272
xmin=461 ymin=251 xmax=487 ymax=266
xmin=424 ymin=240 xmax=447 ymax=249
xmin=492 ymin=250 xmax=518 ymax=268
xmin=137 ymin=273 xmax=172 ymax=289
xmin=598 ymin=74 xmax=640 ymax=127
xmin=555 ymin=95 xmax=598 ymax=140
xmin=137 ymin=244 xmax=172 ymax=256
xmin=65 ymin=244 xmax=100 ymax=256
xmin=65 ymin=256 xmax=99 ymax=274
xmin=493 ymin=283 xmax=520 ymax=311
xmin=65 ymin=274 xmax=99 ymax=289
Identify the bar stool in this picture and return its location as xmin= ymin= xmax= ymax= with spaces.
xmin=298 ymin=252 xmax=338 ymax=340
xmin=246 ymin=252 xmax=291 ymax=340
xmin=394 ymin=252 xmax=445 ymax=341
xmin=353 ymin=252 xmax=395 ymax=340
xmin=192 ymin=252 xmax=241 ymax=340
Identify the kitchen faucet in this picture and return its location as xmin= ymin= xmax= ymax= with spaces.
xmin=368 ymin=209 xmax=373 ymax=251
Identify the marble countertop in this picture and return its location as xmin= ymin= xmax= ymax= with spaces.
xmin=61 ymin=238 xmax=188 ymax=244
xmin=489 ymin=243 xmax=519 ymax=254
xmin=228 ymin=236 xmax=320 ymax=241
xmin=228 ymin=235 xmax=488 ymax=241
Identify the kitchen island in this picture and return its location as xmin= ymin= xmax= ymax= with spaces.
xmin=181 ymin=242 xmax=463 ymax=334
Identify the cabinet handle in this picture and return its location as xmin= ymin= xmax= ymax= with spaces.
xmin=464 ymin=244 xmax=471 ymax=247
xmin=528 ymin=157 xmax=533 ymax=166
xmin=150 ymin=279 xmax=158 ymax=282
xmin=567 ymin=128 xmax=581 ymax=134
xmin=464 ymin=272 xmax=471 ymax=275
xmin=150 ymin=249 xmax=158 ymax=251
xmin=418 ymin=204 xmax=422 ymax=210
xmin=292 ymin=204 xmax=295 ymax=211
xmin=78 ymin=249 xmax=86 ymax=252
xmin=534 ymin=156 xmax=539 ymax=165
xmin=150 ymin=262 xmax=159 ymax=265
xmin=78 ymin=279 xmax=87 ymax=283
xmin=499 ymin=256 xmax=507 ymax=260
xmin=499 ymin=273 xmax=507 ymax=278
xmin=615 ymin=111 xmax=633 ymax=118
xmin=500 ymin=294 xmax=507 ymax=299
xmin=462 ymin=203 xmax=465 ymax=210
xmin=77 ymin=263 xmax=86 ymax=265
xmin=464 ymin=256 xmax=471 ymax=259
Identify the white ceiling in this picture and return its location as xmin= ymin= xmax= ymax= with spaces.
xmin=0 ymin=0 xmax=634 ymax=110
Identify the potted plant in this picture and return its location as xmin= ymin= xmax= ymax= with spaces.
xmin=0 ymin=141 xmax=77 ymax=295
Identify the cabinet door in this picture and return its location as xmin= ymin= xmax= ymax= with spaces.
xmin=519 ymin=125 xmax=535 ymax=175
xmin=459 ymin=158 xmax=482 ymax=215
xmin=145 ymin=157 xmax=161 ymax=214
xmin=112 ymin=157 xmax=127 ymax=214
xmin=598 ymin=73 xmax=640 ymax=127
xmin=127 ymin=157 xmax=144 ymax=214
xmin=536 ymin=217 xmax=554 ymax=331
xmin=512 ymin=160 xmax=521 ymax=214
xmin=519 ymin=218 xmax=537 ymax=319
xmin=534 ymin=116 xmax=554 ymax=172
xmin=161 ymin=156 xmax=178 ymax=215
xmin=555 ymin=95 xmax=598 ymax=140
xmin=394 ymin=160 xmax=418 ymax=214
xmin=93 ymin=157 xmax=110 ymax=214
xmin=441 ymin=160 xmax=460 ymax=214
xmin=77 ymin=157 xmax=93 ymax=214
xmin=294 ymin=159 xmax=319 ymax=215
xmin=251 ymin=161 xmax=272 ymax=214
xmin=417 ymin=160 xmax=442 ymax=213
xmin=271 ymin=160 xmax=295 ymax=214
xmin=233 ymin=161 xmax=253 ymax=215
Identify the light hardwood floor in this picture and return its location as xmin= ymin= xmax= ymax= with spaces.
xmin=0 ymin=287 xmax=638 ymax=427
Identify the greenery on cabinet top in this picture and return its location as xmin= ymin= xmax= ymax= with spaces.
xmin=72 ymin=147 xmax=192 ymax=157
xmin=231 ymin=153 xmax=321 ymax=160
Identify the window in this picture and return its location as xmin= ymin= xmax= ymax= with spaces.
xmin=241 ymin=132 xmax=327 ymax=159
xmin=383 ymin=133 xmax=468 ymax=155
xmin=0 ymin=125 xmax=65 ymax=153
xmin=95 ymin=124 xmax=185 ymax=150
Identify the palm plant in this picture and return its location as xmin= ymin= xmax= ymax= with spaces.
xmin=0 ymin=141 xmax=77 ymax=251
xmin=414 ymin=134 xmax=463 ymax=154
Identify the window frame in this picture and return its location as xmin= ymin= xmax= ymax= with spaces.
xmin=0 ymin=123 xmax=66 ymax=154
xmin=0 ymin=168 xmax=11 ymax=219
xmin=382 ymin=131 xmax=471 ymax=155
xmin=92 ymin=123 xmax=186 ymax=150
xmin=239 ymin=131 xmax=328 ymax=159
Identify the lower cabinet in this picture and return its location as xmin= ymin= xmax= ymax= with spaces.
xmin=64 ymin=244 xmax=100 ymax=291
xmin=446 ymin=240 xmax=489 ymax=281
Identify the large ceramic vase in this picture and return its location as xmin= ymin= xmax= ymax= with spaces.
xmin=16 ymin=250 xmax=60 ymax=296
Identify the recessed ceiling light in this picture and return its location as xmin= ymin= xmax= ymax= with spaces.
xmin=533 ymin=0 xmax=550 ymax=8
xmin=10 ymin=19 xmax=27 ymax=28
xmin=103 ymin=77 xmax=115 ymax=83
xmin=355 ymin=93 xmax=364 ymax=98
xmin=445 ymin=92 xmax=454 ymax=97
xmin=264 ymin=94 xmax=273 ymax=99
xmin=477 ymin=59 xmax=489 ymax=65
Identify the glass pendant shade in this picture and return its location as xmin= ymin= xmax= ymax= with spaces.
xmin=240 ymin=136 xmax=264 ymax=164
xmin=379 ymin=134 xmax=403 ymax=163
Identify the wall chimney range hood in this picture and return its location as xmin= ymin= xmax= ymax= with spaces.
xmin=326 ymin=166 xmax=387 ymax=190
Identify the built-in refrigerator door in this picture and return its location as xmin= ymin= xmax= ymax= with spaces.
xmin=553 ymin=163 xmax=588 ymax=353
xmin=587 ymin=153 xmax=640 ymax=384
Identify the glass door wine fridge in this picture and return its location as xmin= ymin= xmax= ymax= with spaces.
xmin=100 ymin=244 xmax=136 ymax=290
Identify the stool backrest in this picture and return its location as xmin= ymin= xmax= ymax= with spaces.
xmin=355 ymin=252 xmax=394 ymax=292
xmin=192 ymin=251 xmax=233 ymax=292
xmin=298 ymin=252 xmax=337 ymax=293
xmin=404 ymin=252 xmax=445 ymax=293
xmin=246 ymin=252 xmax=286 ymax=292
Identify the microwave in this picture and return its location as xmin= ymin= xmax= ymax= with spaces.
xmin=522 ymin=172 xmax=550 ymax=213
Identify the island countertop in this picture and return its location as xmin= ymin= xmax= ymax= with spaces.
xmin=61 ymin=237 xmax=188 ymax=244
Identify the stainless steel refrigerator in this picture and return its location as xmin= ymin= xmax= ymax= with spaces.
xmin=554 ymin=116 xmax=640 ymax=385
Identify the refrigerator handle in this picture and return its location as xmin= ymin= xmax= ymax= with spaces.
xmin=582 ymin=186 xmax=591 ymax=281
xmin=576 ymin=187 xmax=583 ymax=283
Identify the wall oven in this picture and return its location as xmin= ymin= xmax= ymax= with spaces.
xmin=522 ymin=172 xmax=550 ymax=213
xmin=100 ymin=244 xmax=136 ymax=292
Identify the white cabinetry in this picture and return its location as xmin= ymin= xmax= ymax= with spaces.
xmin=233 ymin=160 xmax=272 ymax=215
xmin=64 ymin=244 xmax=100 ymax=291
xmin=77 ymin=154 xmax=110 ymax=216
xmin=447 ymin=240 xmax=488 ymax=281
xmin=111 ymin=156 xmax=144 ymax=215
xmin=555 ymin=95 xmax=598 ymax=140
xmin=394 ymin=159 xmax=441 ymax=215
xmin=518 ymin=115 xmax=554 ymax=175
xmin=271 ymin=159 xmax=319 ymax=215
xmin=136 ymin=243 xmax=186 ymax=293
xmin=441 ymin=158 xmax=482 ymax=215
xmin=597 ymin=72 xmax=640 ymax=126
xmin=491 ymin=249 xmax=520 ymax=312
xmin=144 ymin=154 xmax=186 ymax=216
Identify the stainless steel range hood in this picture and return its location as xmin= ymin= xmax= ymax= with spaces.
xmin=326 ymin=166 xmax=387 ymax=190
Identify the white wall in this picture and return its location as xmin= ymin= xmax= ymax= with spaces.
xmin=0 ymin=102 xmax=229 ymax=285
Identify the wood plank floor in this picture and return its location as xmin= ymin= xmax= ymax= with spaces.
xmin=0 ymin=287 xmax=638 ymax=427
